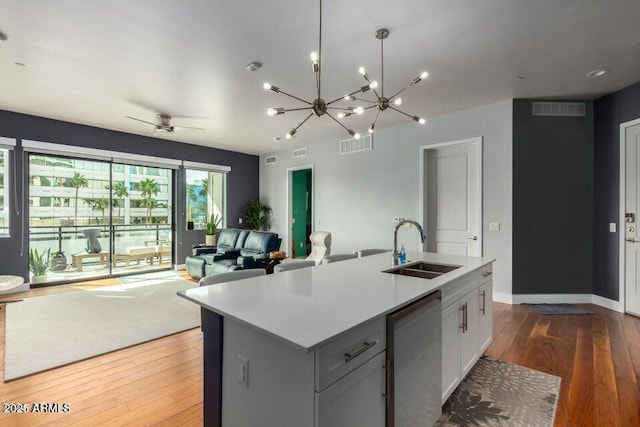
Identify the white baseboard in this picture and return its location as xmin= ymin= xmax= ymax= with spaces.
xmin=497 ymin=293 xmax=625 ymax=313
xmin=592 ymin=294 xmax=624 ymax=313
xmin=175 ymin=264 xmax=186 ymax=271
xmin=511 ymin=294 xmax=593 ymax=304
xmin=492 ymin=291 xmax=513 ymax=304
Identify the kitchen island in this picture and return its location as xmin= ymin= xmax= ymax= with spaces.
xmin=179 ymin=251 xmax=494 ymax=427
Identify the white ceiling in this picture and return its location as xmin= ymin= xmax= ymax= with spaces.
xmin=1 ymin=0 xmax=639 ymax=155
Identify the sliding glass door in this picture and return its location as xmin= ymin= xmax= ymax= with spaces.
xmin=28 ymin=154 xmax=173 ymax=284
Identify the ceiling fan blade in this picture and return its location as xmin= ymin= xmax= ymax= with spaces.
xmin=173 ymin=126 xmax=206 ymax=132
xmin=125 ymin=116 xmax=158 ymax=126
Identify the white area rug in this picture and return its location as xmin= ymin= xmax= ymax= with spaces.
xmin=4 ymin=278 xmax=200 ymax=381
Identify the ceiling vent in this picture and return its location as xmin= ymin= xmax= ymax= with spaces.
xmin=532 ymin=102 xmax=586 ymax=117
xmin=339 ymin=134 xmax=372 ymax=155
xmin=292 ymin=147 xmax=307 ymax=158
xmin=265 ymin=155 xmax=277 ymax=165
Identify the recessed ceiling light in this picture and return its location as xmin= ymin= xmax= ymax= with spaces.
xmin=513 ymin=76 xmax=525 ymax=81
xmin=0 ymin=30 xmax=8 ymax=42
xmin=273 ymin=136 xmax=281 ymax=142
xmin=586 ymin=69 xmax=608 ymax=78
xmin=14 ymin=62 xmax=25 ymax=67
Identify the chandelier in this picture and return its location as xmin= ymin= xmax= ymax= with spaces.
xmin=345 ymin=28 xmax=428 ymax=134
xmin=263 ymin=0 xmax=374 ymax=140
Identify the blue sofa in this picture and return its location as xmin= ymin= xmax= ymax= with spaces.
xmin=186 ymin=228 xmax=281 ymax=279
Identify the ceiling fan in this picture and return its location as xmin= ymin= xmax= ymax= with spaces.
xmin=125 ymin=113 xmax=205 ymax=134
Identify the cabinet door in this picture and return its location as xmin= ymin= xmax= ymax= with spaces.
xmin=441 ymin=303 xmax=461 ymax=404
xmin=315 ymin=352 xmax=386 ymax=427
xmin=460 ymin=288 xmax=479 ymax=378
xmin=478 ymin=280 xmax=493 ymax=353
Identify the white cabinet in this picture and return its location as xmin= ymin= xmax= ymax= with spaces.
xmin=478 ymin=277 xmax=493 ymax=353
xmin=441 ymin=262 xmax=493 ymax=404
xmin=315 ymin=352 xmax=386 ymax=427
xmin=441 ymin=286 xmax=479 ymax=403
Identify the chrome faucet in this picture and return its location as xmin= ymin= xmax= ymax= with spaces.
xmin=393 ymin=218 xmax=426 ymax=265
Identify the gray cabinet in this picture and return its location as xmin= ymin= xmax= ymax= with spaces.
xmin=315 ymin=352 xmax=386 ymax=427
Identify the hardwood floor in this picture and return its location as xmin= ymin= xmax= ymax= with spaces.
xmin=1 ymin=280 xmax=639 ymax=426
xmin=486 ymin=302 xmax=640 ymax=427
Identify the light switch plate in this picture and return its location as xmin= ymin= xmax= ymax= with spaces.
xmin=610 ymin=223 xmax=616 ymax=233
xmin=489 ymin=222 xmax=500 ymax=231
xmin=238 ymin=356 xmax=249 ymax=387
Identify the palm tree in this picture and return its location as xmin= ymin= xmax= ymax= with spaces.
xmin=139 ymin=178 xmax=160 ymax=224
xmin=186 ymin=185 xmax=197 ymax=222
xmin=106 ymin=182 xmax=129 ymax=221
xmin=64 ymin=172 xmax=88 ymax=225
xmin=84 ymin=197 xmax=109 ymax=224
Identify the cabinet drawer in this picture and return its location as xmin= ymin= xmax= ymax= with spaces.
xmin=315 ymin=317 xmax=386 ymax=392
xmin=479 ymin=263 xmax=493 ymax=284
xmin=441 ymin=273 xmax=477 ymax=310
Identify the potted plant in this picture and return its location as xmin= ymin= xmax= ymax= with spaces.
xmin=205 ymin=213 xmax=222 ymax=246
xmin=50 ymin=250 xmax=68 ymax=272
xmin=245 ymin=200 xmax=272 ymax=230
xmin=29 ymin=247 xmax=51 ymax=284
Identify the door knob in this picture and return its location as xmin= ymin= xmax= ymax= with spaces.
xmin=467 ymin=236 xmax=478 ymax=241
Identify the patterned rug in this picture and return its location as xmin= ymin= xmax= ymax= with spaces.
xmin=523 ymin=303 xmax=594 ymax=315
xmin=437 ymin=357 xmax=560 ymax=427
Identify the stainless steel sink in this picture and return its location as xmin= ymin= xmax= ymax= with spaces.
xmin=383 ymin=261 xmax=461 ymax=280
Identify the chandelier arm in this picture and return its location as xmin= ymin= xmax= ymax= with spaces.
xmin=389 ymin=105 xmax=417 ymax=119
xmin=326 ymin=112 xmax=354 ymax=134
xmin=370 ymin=108 xmax=382 ymax=130
xmin=291 ymin=112 xmax=315 ymax=134
xmin=327 ymin=106 xmax=357 ymax=111
xmin=318 ymin=0 xmax=322 ymax=98
xmin=349 ymin=97 xmax=377 ymax=104
xmin=364 ymin=105 xmax=378 ymax=110
xmin=327 ymin=86 xmax=370 ymax=105
xmin=387 ymin=85 xmax=412 ymax=102
xmin=276 ymin=89 xmax=313 ymax=105
xmin=282 ymin=107 xmax=314 ymax=113
xmin=380 ymin=35 xmax=384 ymax=98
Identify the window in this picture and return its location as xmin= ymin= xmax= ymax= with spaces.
xmin=0 ymin=148 xmax=9 ymax=237
xmin=185 ymin=168 xmax=227 ymax=230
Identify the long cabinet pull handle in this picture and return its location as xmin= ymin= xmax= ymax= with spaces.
xmin=480 ymin=290 xmax=486 ymax=315
xmin=345 ymin=340 xmax=377 ymax=363
xmin=459 ymin=303 xmax=468 ymax=333
xmin=482 ymin=271 xmax=492 ymax=277
xmin=464 ymin=303 xmax=468 ymax=332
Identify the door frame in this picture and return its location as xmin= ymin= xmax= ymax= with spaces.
xmin=419 ymin=137 xmax=483 ymax=255
xmin=286 ymin=164 xmax=314 ymax=257
xmin=618 ymin=117 xmax=640 ymax=313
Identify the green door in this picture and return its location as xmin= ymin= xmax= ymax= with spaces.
xmin=291 ymin=169 xmax=312 ymax=257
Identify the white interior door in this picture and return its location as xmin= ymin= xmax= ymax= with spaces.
xmin=625 ymin=122 xmax=640 ymax=316
xmin=425 ymin=141 xmax=481 ymax=256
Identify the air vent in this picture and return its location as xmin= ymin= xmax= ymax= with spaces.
xmin=292 ymin=147 xmax=307 ymax=158
xmin=265 ymin=155 xmax=277 ymax=165
xmin=339 ymin=134 xmax=372 ymax=155
xmin=532 ymin=102 xmax=586 ymax=117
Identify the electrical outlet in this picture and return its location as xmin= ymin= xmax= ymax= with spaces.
xmin=610 ymin=223 xmax=616 ymax=233
xmin=489 ymin=222 xmax=500 ymax=231
xmin=238 ymin=356 xmax=249 ymax=387
xmin=238 ymin=218 xmax=243 ymax=224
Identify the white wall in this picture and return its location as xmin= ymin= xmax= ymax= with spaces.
xmin=260 ymin=99 xmax=513 ymax=299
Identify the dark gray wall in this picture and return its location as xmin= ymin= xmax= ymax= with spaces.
xmin=512 ymin=99 xmax=594 ymax=294
xmin=0 ymin=110 xmax=259 ymax=281
xmin=593 ymin=81 xmax=640 ymax=300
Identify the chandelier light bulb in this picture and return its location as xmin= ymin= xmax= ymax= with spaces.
xmin=420 ymin=71 xmax=429 ymax=80
xmin=369 ymin=81 xmax=378 ymax=89
xmin=344 ymin=94 xmax=352 ymax=101
xmin=285 ymin=132 xmax=293 ymax=140
xmin=354 ymin=132 xmax=361 ymax=140
xmin=358 ymin=66 xmax=367 ymax=75
xmin=263 ymin=82 xmax=272 ymax=91
xmin=368 ymin=125 xmax=375 ymax=133
xmin=354 ymin=106 xmax=364 ymax=115
xmin=310 ymin=51 xmax=319 ymax=64
xmin=337 ymin=112 xmax=346 ymax=119
xmin=394 ymin=98 xmax=402 ymax=106
xmin=267 ymin=108 xmax=276 ymax=117
xmin=419 ymin=118 xmax=426 ymax=125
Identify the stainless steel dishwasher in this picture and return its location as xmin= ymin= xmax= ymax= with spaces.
xmin=386 ymin=290 xmax=442 ymax=427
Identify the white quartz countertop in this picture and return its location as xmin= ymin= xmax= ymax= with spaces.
xmin=179 ymin=251 xmax=494 ymax=352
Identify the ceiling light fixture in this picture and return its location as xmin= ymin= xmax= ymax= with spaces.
xmin=348 ymin=28 xmax=427 ymax=133
xmin=246 ymin=61 xmax=262 ymax=72
xmin=0 ymin=31 xmax=8 ymax=42
xmin=585 ymin=69 xmax=608 ymax=78
xmin=263 ymin=0 xmax=368 ymax=140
